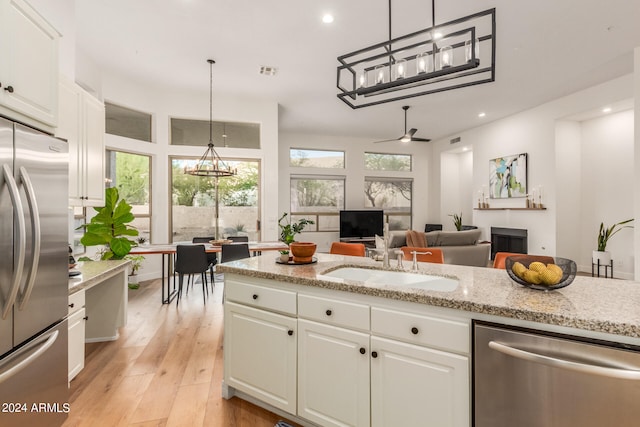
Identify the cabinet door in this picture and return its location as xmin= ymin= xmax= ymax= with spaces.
xmin=68 ymin=307 xmax=85 ymax=382
xmin=56 ymin=78 xmax=83 ymax=204
xmin=298 ymin=319 xmax=370 ymax=427
xmin=370 ymin=336 xmax=469 ymax=427
xmin=0 ymin=0 xmax=58 ymax=127
xmin=224 ymin=302 xmax=297 ymax=414
xmin=81 ymin=94 xmax=105 ymax=206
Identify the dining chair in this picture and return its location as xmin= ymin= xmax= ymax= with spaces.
xmin=174 ymin=245 xmax=210 ymax=304
xmin=221 ymin=243 xmax=251 ymax=263
xmin=400 ymin=246 xmax=444 ymax=264
xmin=227 ymin=235 xmax=249 ymax=243
xmin=192 ymin=237 xmax=217 ymax=284
xmin=329 ymin=242 xmax=366 ymax=257
xmin=493 ymin=252 xmax=554 ymax=269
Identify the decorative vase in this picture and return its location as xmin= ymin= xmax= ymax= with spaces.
xmin=289 ymin=242 xmax=317 ymax=263
xmin=592 ymin=250 xmax=611 ymax=265
xmin=279 ymin=253 xmax=290 ymax=263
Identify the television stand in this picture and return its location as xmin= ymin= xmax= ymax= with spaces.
xmin=340 ymin=237 xmax=376 ymax=248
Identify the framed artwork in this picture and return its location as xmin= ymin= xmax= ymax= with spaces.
xmin=489 ymin=153 xmax=527 ymax=198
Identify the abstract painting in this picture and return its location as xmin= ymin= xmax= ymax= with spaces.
xmin=489 ymin=153 xmax=527 ymax=198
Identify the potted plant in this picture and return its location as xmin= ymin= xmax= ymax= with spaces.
xmin=77 ymin=187 xmax=139 ymax=261
xmin=593 ymin=218 xmax=634 ymax=264
xmin=278 ymin=249 xmax=291 ymax=263
xmin=125 ymin=254 xmax=145 ymax=289
xmin=449 ymin=213 xmax=463 ymax=231
xmin=278 ymin=212 xmax=314 ymax=244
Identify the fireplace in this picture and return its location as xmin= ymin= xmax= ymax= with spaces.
xmin=490 ymin=227 xmax=528 ymax=259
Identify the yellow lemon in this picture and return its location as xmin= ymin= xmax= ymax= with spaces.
xmin=538 ymin=267 xmax=561 ymax=286
xmin=512 ymin=262 xmax=527 ymax=279
xmin=522 ymin=269 xmax=542 ymax=285
xmin=529 ymin=261 xmax=546 ymax=273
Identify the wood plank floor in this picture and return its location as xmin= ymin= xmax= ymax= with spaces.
xmin=63 ymin=278 xmax=301 ymax=427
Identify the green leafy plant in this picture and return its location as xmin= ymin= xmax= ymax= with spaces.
xmin=278 ymin=212 xmax=315 ymax=244
xmin=449 ymin=213 xmax=463 ymax=231
xmin=78 ymin=187 xmax=139 ymax=260
xmin=597 ymin=219 xmax=634 ymax=252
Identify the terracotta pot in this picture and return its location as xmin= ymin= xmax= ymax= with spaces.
xmin=289 ymin=242 xmax=316 ymax=263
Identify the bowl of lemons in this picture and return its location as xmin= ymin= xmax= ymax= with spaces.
xmin=505 ymin=255 xmax=577 ymax=291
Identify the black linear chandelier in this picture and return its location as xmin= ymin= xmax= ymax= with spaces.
xmin=337 ymin=0 xmax=496 ymax=109
xmin=186 ymin=59 xmax=237 ymax=177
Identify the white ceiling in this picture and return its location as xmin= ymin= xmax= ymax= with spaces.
xmin=75 ymin=0 xmax=640 ymax=142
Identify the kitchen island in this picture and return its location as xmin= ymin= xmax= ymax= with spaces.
xmin=217 ymin=253 xmax=640 ymax=427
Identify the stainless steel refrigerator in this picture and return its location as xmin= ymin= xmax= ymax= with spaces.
xmin=0 ymin=116 xmax=69 ymax=426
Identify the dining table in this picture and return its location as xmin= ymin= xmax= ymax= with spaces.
xmin=130 ymin=241 xmax=289 ymax=303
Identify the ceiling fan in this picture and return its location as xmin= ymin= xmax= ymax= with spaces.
xmin=373 ymin=106 xmax=431 ymax=143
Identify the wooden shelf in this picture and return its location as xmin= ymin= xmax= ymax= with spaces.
xmin=474 ymin=207 xmax=546 ymax=211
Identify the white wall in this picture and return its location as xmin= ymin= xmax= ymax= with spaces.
xmin=429 ymin=74 xmax=634 ymax=276
xmin=278 ymin=132 xmax=432 ymax=252
xmin=440 ymin=149 xmax=473 ymax=231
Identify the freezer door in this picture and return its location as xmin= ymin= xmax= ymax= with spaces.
xmin=13 ymin=124 xmax=68 ymax=344
xmin=0 ymin=117 xmax=14 ymax=356
xmin=0 ymin=319 xmax=68 ymax=427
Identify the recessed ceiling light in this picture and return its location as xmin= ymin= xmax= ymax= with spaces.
xmin=602 ymin=107 xmax=612 ymax=113
xmin=478 ymin=112 xmax=486 ymax=118
xmin=259 ymin=65 xmax=278 ymax=76
xmin=322 ymin=14 xmax=334 ymax=24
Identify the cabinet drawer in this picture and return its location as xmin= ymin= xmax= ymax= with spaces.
xmin=68 ymin=290 xmax=85 ymax=315
xmin=225 ymin=280 xmax=296 ymax=315
xmin=298 ymin=294 xmax=370 ymax=331
xmin=371 ymin=307 xmax=469 ymax=354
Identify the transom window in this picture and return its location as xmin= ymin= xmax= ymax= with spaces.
xmin=290 ymin=149 xmax=345 ymax=169
xmin=364 ymin=152 xmax=411 ymax=171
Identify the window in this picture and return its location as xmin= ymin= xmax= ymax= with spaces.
xmin=170 ymin=158 xmax=260 ymax=242
xmin=105 ymin=103 xmax=152 ymax=142
xmin=290 ymin=149 xmax=345 ymax=168
xmin=365 ymin=152 xmax=411 ymax=171
xmin=105 ymin=150 xmax=152 ymax=242
xmin=364 ymin=177 xmax=412 ymax=230
xmin=170 ymin=118 xmax=260 ymax=149
xmin=290 ymin=175 xmax=345 ymax=231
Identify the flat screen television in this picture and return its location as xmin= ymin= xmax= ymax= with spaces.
xmin=339 ymin=210 xmax=384 ymax=239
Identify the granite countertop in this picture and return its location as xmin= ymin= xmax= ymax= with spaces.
xmin=217 ymin=253 xmax=640 ymax=339
xmin=68 ymin=260 xmax=131 ymax=295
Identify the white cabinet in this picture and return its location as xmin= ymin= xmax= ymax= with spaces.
xmin=0 ymin=0 xmax=58 ymax=129
xmin=56 ymin=78 xmax=105 ymax=206
xmin=297 ymin=319 xmax=370 ymax=427
xmin=370 ymin=336 xmax=469 ymax=427
xmin=224 ymin=301 xmax=297 ymax=414
xmin=68 ymin=290 xmax=86 ymax=382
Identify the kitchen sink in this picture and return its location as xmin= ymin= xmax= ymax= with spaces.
xmin=319 ymin=267 xmax=458 ymax=292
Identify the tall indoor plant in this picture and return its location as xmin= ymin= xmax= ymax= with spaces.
xmin=78 ymin=187 xmax=139 ymax=260
xmin=593 ymin=218 xmax=634 ymax=264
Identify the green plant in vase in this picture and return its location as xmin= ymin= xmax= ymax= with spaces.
xmin=449 ymin=213 xmax=463 ymax=231
xmin=278 ymin=212 xmax=314 ymax=244
xmin=77 ymin=187 xmax=139 ymax=261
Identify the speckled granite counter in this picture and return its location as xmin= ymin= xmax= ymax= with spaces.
xmin=68 ymin=260 xmax=131 ymax=295
xmin=217 ymin=253 xmax=640 ymax=339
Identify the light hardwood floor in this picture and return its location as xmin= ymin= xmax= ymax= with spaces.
xmin=63 ymin=278 xmax=300 ymax=427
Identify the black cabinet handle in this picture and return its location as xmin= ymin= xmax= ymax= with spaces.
xmin=68 ymin=303 xmax=74 ymax=308
xmin=325 ymin=309 xmax=332 ymax=316
xmin=83 ymin=316 xmax=88 ymax=321
xmin=359 ymin=347 xmax=366 ymax=355
xmin=371 ymin=351 xmax=378 ymax=358
xmin=4 ymin=85 xmax=13 ymax=93
xmin=252 ymin=294 xmax=258 ymax=300
xmin=287 ymin=330 xmax=294 ymax=336
xmin=411 ymin=327 xmax=419 ymax=335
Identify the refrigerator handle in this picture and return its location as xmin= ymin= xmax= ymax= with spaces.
xmin=0 ymin=329 xmax=59 ymax=385
xmin=1 ymin=164 xmax=25 ymax=320
xmin=16 ymin=167 xmax=40 ymax=310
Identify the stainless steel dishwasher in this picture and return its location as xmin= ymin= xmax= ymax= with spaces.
xmin=474 ymin=321 xmax=640 ymax=427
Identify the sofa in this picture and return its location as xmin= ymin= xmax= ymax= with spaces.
xmin=382 ymin=229 xmax=491 ymax=267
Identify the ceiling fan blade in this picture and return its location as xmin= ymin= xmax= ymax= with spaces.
xmin=410 ymin=136 xmax=432 ymax=142
xmin=405 ymin=128 xmax=417 ymax=137
xmin=373 ymin=137 xmax=402 ymax=143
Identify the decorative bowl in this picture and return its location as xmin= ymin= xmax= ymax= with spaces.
xmin=209 ymin=239 xmax=232 ymax=246
xmin=505 ymin=255 xmax=577 ymax=291
xmin=289 ymin=242 xmax=317 ymax=263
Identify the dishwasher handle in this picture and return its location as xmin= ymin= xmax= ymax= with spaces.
xmin=489 ymin=340 xmax=640 ymax=380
